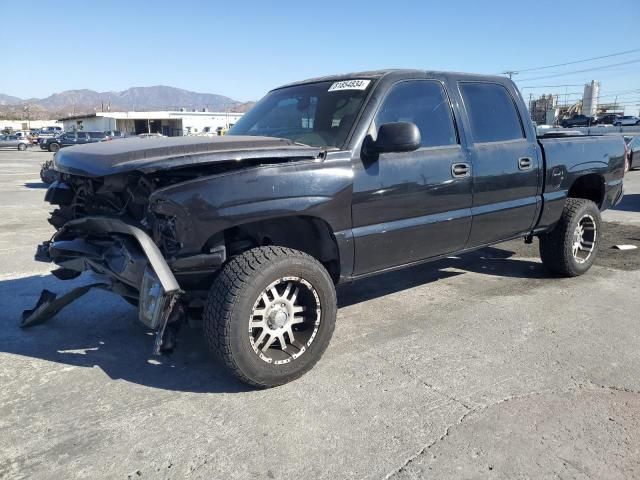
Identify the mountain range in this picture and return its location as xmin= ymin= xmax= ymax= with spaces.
xmin=0 ymin=86 xmax=254 ymax=120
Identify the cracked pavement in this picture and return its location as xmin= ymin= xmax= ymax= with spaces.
xmin=0 ymin=149 xmax=639 ymax=479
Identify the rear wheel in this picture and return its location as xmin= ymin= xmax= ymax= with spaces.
xmin=539 ymin=198 xmax=601 ymax=277
xmin=204 ymin=246 xmax=337 ymax=388
xmin=18 ymin=143 xmax=27 ymax=151
xmin=48 ymin=143 xmax=60 ymax=152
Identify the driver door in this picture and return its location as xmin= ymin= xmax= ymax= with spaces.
xmin=351 ymin=80 xmax=473 ymax=275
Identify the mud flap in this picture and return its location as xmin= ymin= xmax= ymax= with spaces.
xmin=20 ymin=283 xmax=110 ymax=328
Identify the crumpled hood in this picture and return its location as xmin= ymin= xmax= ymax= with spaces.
xmin=54 ymin=135 xmax=322 ymax=177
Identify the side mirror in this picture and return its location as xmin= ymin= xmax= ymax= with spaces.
xmin=367 ymin=122 xmax=421 ymax=155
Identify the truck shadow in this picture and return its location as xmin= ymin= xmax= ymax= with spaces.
xmin=612 ymin=193 xmax=640 ymax=212
xmin=0 ymin=246 xmax=547 ymax=393
xmin=338 ymin=246 xmax=549 ymax=307
xmin=23 ymin=182 xmax=48 ymax=189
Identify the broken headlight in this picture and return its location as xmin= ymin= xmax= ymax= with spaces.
xmin=138 ymin=266 xmax=167 ymax=329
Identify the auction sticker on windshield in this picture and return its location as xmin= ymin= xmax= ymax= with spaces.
xmin=328 ymin=80 xmax=371 ymax=91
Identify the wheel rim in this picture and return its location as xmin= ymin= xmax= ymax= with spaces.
xmin=248 ymin=276 xmax=321 ymax=365
xmin=572 ymin=214 xmax=597 ymax=264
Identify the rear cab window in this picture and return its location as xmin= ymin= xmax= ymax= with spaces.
xmin=373 ymin=80 xmax=458 ymax=148
xmin=459 ymin=82 xmax=525 ymax=143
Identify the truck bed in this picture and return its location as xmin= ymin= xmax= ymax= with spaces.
xmin=536 ymin=134 xmax=626 ymax=230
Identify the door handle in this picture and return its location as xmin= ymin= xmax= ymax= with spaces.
xmin=518 ymin=157 xmax=532 ymax=170
xmin=451 ymin=163 xmax=471 ymax=178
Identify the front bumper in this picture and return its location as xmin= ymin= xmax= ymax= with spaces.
xmin=40 ymin=216 xmax=180 ymax=294
xmin=28 ymin=217 xmax=183 ymax=343
xmin=26 ymin=216 xmax=190 ymax=353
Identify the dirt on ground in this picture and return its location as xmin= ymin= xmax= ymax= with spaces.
xmin=499 ymin=221 xmax=640 ymax=271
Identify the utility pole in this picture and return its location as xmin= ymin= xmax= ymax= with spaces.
xmin=529 ymin=93 xmax=534 ymax=121
xmin=502 ymin=71 xmax=518 ymax=79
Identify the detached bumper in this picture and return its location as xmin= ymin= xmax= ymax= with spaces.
xmin=38 ymin=216 xmax=180 ymax=294
xmin=28 ymin=217 xmax=182 ymax=336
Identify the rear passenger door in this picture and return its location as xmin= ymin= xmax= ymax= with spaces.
xmin=61 ymin=133 xmax=77 ymax=146
xmin=352 ymin=79 xmax=473 ymax=274
xmin=458 ymin=81 xmax=541 ymax=246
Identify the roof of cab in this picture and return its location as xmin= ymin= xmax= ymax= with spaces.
xmin=275 ymin=69 xmax=510 ymax=90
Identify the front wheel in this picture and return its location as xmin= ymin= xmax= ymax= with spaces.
xmin=539 ymin=198 xmax=601 ymax=277
xmin=204 ymin=246 xmax=337 ymax=388
xmin=18 ymin=143 xmax=27 ymax=151
xmin=48 ymin=143 xmax=60 ymax=152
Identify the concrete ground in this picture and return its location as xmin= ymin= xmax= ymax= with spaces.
xmin=0 ymin=147 xmax=639 ymax=480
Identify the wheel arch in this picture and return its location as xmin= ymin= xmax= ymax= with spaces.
xmin=567 ymin=173 xmax=605 ymax=208
xmin=209 ymin=215 xmax=343 ymax=284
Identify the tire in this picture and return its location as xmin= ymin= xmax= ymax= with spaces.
xmin=204 ymin=246 xmax=337 ymax=388
xmin=539 ymin=198 xmax=601 ymax=277
xmin=18 ymin=143 xmax=27 ymax=151
xmin=48 ymin=143 xmax=60 ymax=152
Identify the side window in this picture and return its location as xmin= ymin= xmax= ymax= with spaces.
xmin=459 ymin=82 xmax=524 ymax=143
xmin=375 ymin=80 xmax=457 ymax=148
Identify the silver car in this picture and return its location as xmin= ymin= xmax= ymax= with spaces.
xmin=0 ymin=135 xmax=30 ymax=151
xmin=613 ymin=115 xmax=640 ymax=126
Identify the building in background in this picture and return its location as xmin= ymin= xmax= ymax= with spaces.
xmin=58 ymin=110 xmax=244 ymax=136
xmin=582 ymin=80 xmax=600 ymax=117
xmin=0 ymin=119 xmax=63 ymax=132
xmin=529 ymin=94 xmax=558 ymax=125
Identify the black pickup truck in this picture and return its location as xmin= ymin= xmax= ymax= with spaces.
xmin=40 ymin=131 xmax=108 ymax=152
xmin=26 ymin=70 xmax=625 ymax=388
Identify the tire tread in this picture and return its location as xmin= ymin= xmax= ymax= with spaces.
xmin=539 ymin=198 xmax=599 ymax=277
xmin=204 ymin=246 xmax=330 ymax=387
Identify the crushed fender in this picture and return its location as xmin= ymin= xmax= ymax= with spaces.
xmin=20 ymin=283 xmax=110 ymax=328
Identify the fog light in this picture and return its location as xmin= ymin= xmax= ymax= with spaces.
xmin=139 ymin=267 xmax=167 ymax=329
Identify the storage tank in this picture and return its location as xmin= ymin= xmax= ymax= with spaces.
xmin=582 ymin=80 xmax=600 ymax=116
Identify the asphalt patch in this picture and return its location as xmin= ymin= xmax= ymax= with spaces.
xmin=499 ymin=221 xmax=640 ymax=271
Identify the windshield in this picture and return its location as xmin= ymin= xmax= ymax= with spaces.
xmin=228 ymin=79 xmax=374 ymax=148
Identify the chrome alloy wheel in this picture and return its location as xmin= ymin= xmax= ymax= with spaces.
xmin=249 ymin=277 xmax=321 ymax=365
xmin=572 ymin=214 xmax=597 ymax=264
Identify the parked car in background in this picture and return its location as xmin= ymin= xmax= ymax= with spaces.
xmin=40 ymin=131 xmax=107 ymax=152
xmin=594 ymin=113 xmax=621 ymax=125
xmin=627 ymin=136 xmax=640 ymax=170
xmin=138 ymin=132 xmax=165 ymax=138
xmin=0 ymin=135 xmax=30 ymax=151
xmin=104 ymin=130 xmax=125 ymax=139
xmin=613 ymin=115 xmax=640 ymax=126
xmin=560 ymin=115 xmax=593 ymax=128
xmin=40 ymin=126 xmax=63 ymax=134
xmin=36 ymin=132 xmax=59 ymax=144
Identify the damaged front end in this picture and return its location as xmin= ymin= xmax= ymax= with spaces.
xmin=23 ymin=135 xmax=322 ymax=355
xmin=23 ymin=176 xmax=191 ymax=354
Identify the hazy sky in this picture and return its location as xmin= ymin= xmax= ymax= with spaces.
xmin=2 ymin=0 xmax=639 ymax=110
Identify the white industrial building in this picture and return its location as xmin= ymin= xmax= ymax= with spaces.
xmin=58 ymin=110 xmax=244 ymax=136
xmin=1 ymin=119 xmax=63 ymax=131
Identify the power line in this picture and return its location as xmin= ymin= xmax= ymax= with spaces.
xmin=519 ymin=84 xmax=584 ymax=89
xmin=517 ymin=58 xmax=640 ymax=82
xmin=502 ymin=48 xmax=640 ymax=75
